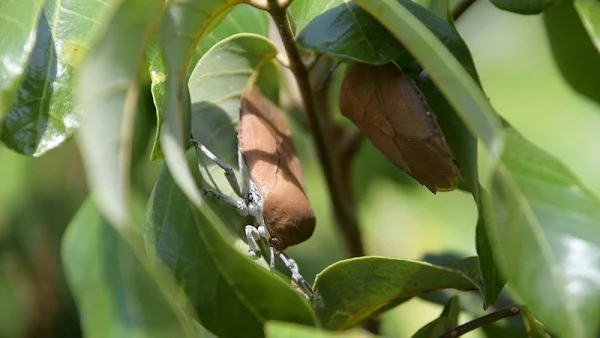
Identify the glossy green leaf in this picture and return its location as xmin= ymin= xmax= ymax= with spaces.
xmin=76 ymin=0 xmax=164 ymax=227
xmin=489 ymin=0 xmax=556 ymax=15
xmin=288 ymin=0 xmax=343 ymax=34
xmin=146 ymin=165 xmax=316 ymax=338
xmin=157 ymin=0 xmax=242 ymax=207
xmin=520 ymin=306 xmax=550 ymax=338
xmin=297 ymin=1 xmax=479 ymax=69
xmin=352 ymin=0 xmax=503 ymax=172
xmin=295 ymin=2 xmax=404 ymax=65
xmin=412 ymin=296 xmax=460 ymax=338
xmin=62 ymin=199 xmax=196 ymax=338
xmin=575 ymin=0 xmax=600 ymax=52
xmin=0 ymin=0 xmax=44 ymax=124
xmin=190 ymin=5 xmax=269 ymax=77
xmin=147 ymin=4 xmax=268 ymax=160
xmin=1 ymin=0 xmax=118 ymax=156
xmin=188 ymin=33 xmax=278 ymax=230
xmin=265 ymin=322 xmax=374 ymax=338
xmin=486 ymin=128 xmax=600 ymax=338
xmin=313 ymin=256 xmax=482 ymax=330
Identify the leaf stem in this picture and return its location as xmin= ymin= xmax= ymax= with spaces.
xmin=438 ymin=305 xmax=521 ymax=338
xmin=267 ymin=1 xmax=365 ymax=258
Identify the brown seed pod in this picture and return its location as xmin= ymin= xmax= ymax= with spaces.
xmin=238 ymin=86 xmax=316 ymax=251
xmin=339 ymin=62 xmax=460 ymax=193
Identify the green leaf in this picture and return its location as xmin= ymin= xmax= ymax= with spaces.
xmin=486 ymin=128 xmax=600 ymax=338
xmin=520 ymin=306 xmax=550 ymax=338
xmin=414 ymin=63 xmax=506 ymax=307
xmin=265 ymin=322 xmax=374 ymax=338
xmin=418 ymin=73 xmax=506 ymax=307
xmin=296 ymin=1 xmax=479 ymax=71
xmin=475 ymin=217 xmax=505 ymax=307
xmin=575 ymin=0 xmax=600 ymax=53
xmin=349 ymin=0 xmax=506 ymax=308
xmin=295 ymin=2 xmax=404 ymax=65
xmin=188 ymin=33 xmax=279 ymax=230
xmin=313 ymin=256 xmax=482 ymax=330
xmin=416 ymin=0 xmax=451 ymax=20
xmin=412 ymin=296 xmax=460 ymax=338
xmin=62 ymin=199 xmax=196 ymax=338
xmin=1 ymin=0 xmax=118 ymax=156
xmin=415 ymin=0 xmax=473 ymax=19
xmin=0 ymin=0 xmax=44 ymax=124
xmin=146 ymin=165 xmax=317 ymax=338
xmin=489 ymin=0 xmax=557 ymax=15
xmin=288 ymin=0 xmax=343 ymax=34
xmin=190 ymin=5 xmax=269 ymax=77
xmin=352 ymin=0 xmax=503 ymax=174
xmin=147 ymin=4 xmax=268 ymax=160
xmin=157 ymin=0 xmax=242 ymax=207
xmin=369 ymin=2 xmax=504 ymax=306
xmin=76 ymin=0 xmax=163 ymax=226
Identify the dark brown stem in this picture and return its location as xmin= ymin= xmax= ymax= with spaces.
xmin=438 ymin=306 xmax=521 ymax=338
xmin=340 ymin=130 xmax=364 ymax=163
xmin=268 ymin=2 xmax=365 ymax=258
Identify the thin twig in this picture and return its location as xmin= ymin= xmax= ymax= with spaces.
xmin=267 ymin=1 xmax=365 ymax=258
xmin=438 ymin=306 xmax=521 ymax=338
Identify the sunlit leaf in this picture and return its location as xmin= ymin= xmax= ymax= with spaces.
xmin=145 ymin=166 xmax=316 ymax=338
xmin=288 ymin=0 xmax=343 ymax=34
xmin=188 ymin=33 xmax=279 ymax=230
xmin=486 ymin=128 xmax=600 ymax=338
xmin=1 ymin=0 xmax=118 ymax=156
xmin=313 ymin=256 xmax=482 ymax=330
xmin=157 ymin=0 xmax=243 ymax=206
xmin=62 ymin=199 xmax=196 ymax=338
xmin=0 ymin=0 xmax=44 ymax=125
xmin=574 ymin=0 xmax=600 ymax=53
xmin=520 ymin=306 xmax=550 ymax=338
xmin=412 ymin=296 xmax=460 ymax=338
xmin=76 ymin=0 xmax=164 ymax=227
xmin=147 ymin=4 xmax=268 ymax=160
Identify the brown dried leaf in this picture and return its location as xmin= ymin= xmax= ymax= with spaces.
xmin=339 ymin=62 xmax=460 ymax=192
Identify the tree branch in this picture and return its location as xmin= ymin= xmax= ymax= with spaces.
xmin=267 ymin=1 xmax=365 ymax=258
xmin=438 ymin=306 xmax=521 ymax=338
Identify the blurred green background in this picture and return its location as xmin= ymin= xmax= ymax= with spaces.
xmin=1 ymin=1 xmax=599 ymax=337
